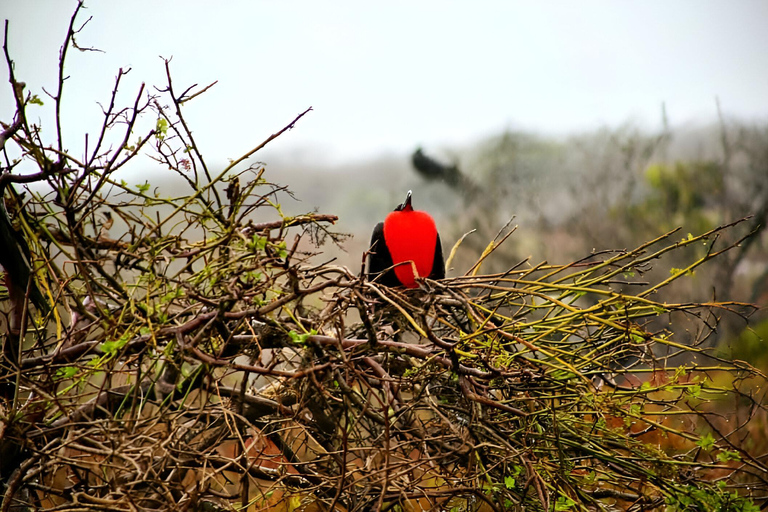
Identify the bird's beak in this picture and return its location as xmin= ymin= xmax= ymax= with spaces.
xmin=403 ymin=190 xmax=413 ymax=210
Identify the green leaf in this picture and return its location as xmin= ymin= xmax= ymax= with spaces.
xmin=246 ymin=271 xmax=263 ymax=283
xmin=554 ymin=496 xmax=576 ymax=511
xmin=248 ymin=234 xmax=268 ymax=252
xmin=136 ymin=181 xmax=151 ymax=194
xmin=100 ymin=333 xmax=131 ymax=355
xmin=28 ymin=94 xmax=44 ymax=106
xmin=688 ymin=384 xmax=701 ymax=397
xmin=716 ymin=450 xmax=740 ymax=463
xmin=697 ymin=432 xmax=715 ymax=452
xmin=504 ymin=475 xmax=515 ymax=489
xmin=161 ymin=288 xmax=183 ymax=304
xmin=155 ymin=117 xmax=169 ymax=140
xmin=100 ymin=340 xmax=118 ymax=354
xmin=289 ymin=330 xmax=310 ymax=345
xmin=55 ymin=366 xmax=78 ymax=380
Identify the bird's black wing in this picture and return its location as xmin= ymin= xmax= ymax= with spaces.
xmin=430 ymin=233 xmax=445 ymax=280
xmin=0 ymin=201 xmax=49 ymax=314
xmin=412 ymin=148 xmax=462 ymax=187
xmin=366 ymin=222 xmax=400 ymax=287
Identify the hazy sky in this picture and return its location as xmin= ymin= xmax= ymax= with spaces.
xmin=2 ymin=1 xmax=767 ymax=165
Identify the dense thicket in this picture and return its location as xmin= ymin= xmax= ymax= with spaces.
xmin=1 ymin=5 xmax=766 ymax=512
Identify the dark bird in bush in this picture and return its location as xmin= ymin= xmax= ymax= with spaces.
xmin=367 ymin=190 xmax=444 ymax=287
xmin=0 ymin=199 xmax=49 ymax=319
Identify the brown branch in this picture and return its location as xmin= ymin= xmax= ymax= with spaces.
xmin=0 ymin=117 xmax=21 ymax=151
xmin=459 ymin=375 xmax=527 ymax=417
xmin=251 ymin=213 xmax=339 ymax=231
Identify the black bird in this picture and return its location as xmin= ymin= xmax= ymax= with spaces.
xmin=0 ymin=198 xmax=49 ymax=318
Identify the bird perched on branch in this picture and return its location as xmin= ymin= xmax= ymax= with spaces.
xmin=367 ymin=190 xmax=444 ymax=288
xmin=0 ymin=196 xmax=49 ymax=320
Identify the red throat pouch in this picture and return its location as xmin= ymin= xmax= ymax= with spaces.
xmin=383 ymin=209 xmax=438 ymax=288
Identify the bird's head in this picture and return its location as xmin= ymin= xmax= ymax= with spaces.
xmin=394 ymin=190 xmax=413 ymax=212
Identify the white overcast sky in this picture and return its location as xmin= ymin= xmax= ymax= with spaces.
xmin=2 ymin=1 xmax=768 ymax=165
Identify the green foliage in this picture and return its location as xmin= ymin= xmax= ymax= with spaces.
xmin=697 ymin=432 xmax=716 ymax=451
xmin=249 ymin=233 xmax=268 ymax=251
xmin=729 ymin=319 xmax=768 ymax=367
xmin=288 ymin=329 xmax=318 ymax=345
xmin=155 ymin=117 xmax=169 ymax=140
xmin=666 ymin=483 xmax=760 ymax=512
xmin=554 ymin=496 xmax=577 ymax=511
xmin=645 ymin=161 xmax=724 ymax=219
xmin=99 ymin=333 xmax=131 ymax=356
xmin=504 ymin=465 xmax=523 ymax=490
xmin=54 ymin=366 xmax=78 ymax=380
xmin=717 ymin=450 xmax=741 ymax=463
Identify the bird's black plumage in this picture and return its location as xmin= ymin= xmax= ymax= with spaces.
xmin=0 ymin=199 xmax=49 ymax=314
xmin=412 ymin=147 xmax=462 ymax=187
xmin=367 ymin=221 xmax=400 ymax=287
